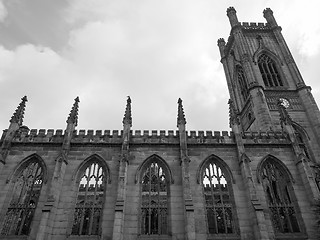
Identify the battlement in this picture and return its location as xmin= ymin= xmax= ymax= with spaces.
xmin=1 ymin=128 xmax=291 ymax=146
xmin=241 ymin=22 xmax=270 ymax=30
xmin=4 ymin=129 xmax=235 ymax=144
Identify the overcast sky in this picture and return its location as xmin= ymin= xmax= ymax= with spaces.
xmin=0 ymin=0 xmax=320 ymax=133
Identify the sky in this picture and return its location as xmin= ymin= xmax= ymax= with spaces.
xmin=0 ymin=0 xmax=320 ymax=133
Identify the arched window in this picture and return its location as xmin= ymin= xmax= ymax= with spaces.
xmin=202 ymin=161 xmax=235 ymax=234
xmin=1 ymin=161 xmax=43 ymax=236
xmin=140 ymin=161 xmax=168 ymax=235
xmin=237 ymin=65 xmax=249 ymax=101
xmin=71 ymin=161 xmax=105 ymax=235
xmin=260 ymin=159 xmax=300 ymax=233
xmin=258 ymin=54 xmax=283 ymax=87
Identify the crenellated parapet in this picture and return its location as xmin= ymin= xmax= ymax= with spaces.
xmin=0 ymin=128 xmax=291 ymax=146
xmin=241 ymin=22 xmax=270 ymax=31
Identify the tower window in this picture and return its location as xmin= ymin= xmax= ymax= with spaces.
xmin=258 ymin=54 xmax=283 ymax=87
xmin=140 ymin=161 xmax=168 ymax=235
xmin=202 ymin=161 xmax=235 ymax=234
xmin=1 ymin=161 xmax=43 ymax=236
xmin=71 ymin=162 xmax=105 ymax=235
xmin=260 ymin=160 xmax=300 ymax=233
xmin=237 ymin=66 xmax=249 ymax=101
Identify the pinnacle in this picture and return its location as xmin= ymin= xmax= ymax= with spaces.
xmin=67 ymin=96 xmax=80 ymax=126
xmin=123 ymin=96 xmax=132 ymax=127
xmin=10 ymin=96 xmax=28 ymax=126
xmin=177 ymin=98 xmax=186 ymax=126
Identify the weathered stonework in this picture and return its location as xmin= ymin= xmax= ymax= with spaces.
xmin=0 ymin=7 xmax=319 ymax=240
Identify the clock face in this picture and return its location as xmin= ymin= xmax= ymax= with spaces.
xmin=279 ymin=98 xmax=290 ymax=108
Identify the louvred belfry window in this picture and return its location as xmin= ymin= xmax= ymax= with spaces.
xmin=141 ymin=161 xmax=168 ymax=235
xmin=71 ymin=162 xmax=105 ymax=235
xmin=237 ymin=66 xmax=249 ymax=101
xmin=202 ymin=162 xmax=235 ymax=234
xmin=1 ymin=162 xmax=43 ymax=236
xmin=258 ymin=54 xmax=283 ymax=87
xmin=260 ymin=160 xmax=300 ymax=233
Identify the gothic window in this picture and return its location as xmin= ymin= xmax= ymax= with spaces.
xmin=140 ymin=161 xmax=168 ymax=235
xmin=258 ymin=54 xmax=283 ymax=87
xmin=202 ymin=161 xmax=235 ymax=234
xmin=237 ymin=65 xmax=249 ymax=101
xmin=260 ymin=160 xmax=300 ymax=233
xmin=1 ymin=161 xmax=43 ymax=236
xmin=314 ymin=164 xmax=320 ymax=192
xmin=71 ymin=162 xmax=105 ymax=235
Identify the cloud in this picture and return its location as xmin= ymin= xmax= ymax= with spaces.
xmin=1 ymin=0 xmax=320 ymax=133
xmin=0 ymin=0 xmax=7 ymax=22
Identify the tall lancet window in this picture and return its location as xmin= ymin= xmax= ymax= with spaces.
xmin=237 ymin=65 xmax=249 ymax=101
xmin=1 ymin=161 xmax=43 ymax=236
xmin=258 ymin=54 xmax=283 ymax=87
xmin=141 ymin=161 xmax=168 ymax=235
xmin=260 ymin=160 xmax=300 ymax=233
xmin=72 ymin=162 xmax=105 ymax=235
xmin=202 ymin=161 xmax=235 ymax=234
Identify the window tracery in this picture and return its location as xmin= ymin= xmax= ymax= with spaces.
xmin=260 ymin=160 xmax=300 ymax=233
xmin=202 ymin=161 xmax=235 ymax=234
xmin=140 ymin=161 xmax=168 ymax=235
xmin=1 ymin=161 xmax=43 ymax=236
xmin=258 ymin=54 xmax=283 ymax=87
xmin=71 ymin=162 xmax=105 ymax=235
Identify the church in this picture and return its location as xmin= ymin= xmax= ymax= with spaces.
xmin=0 ymin=7 xmax=319 ymax=240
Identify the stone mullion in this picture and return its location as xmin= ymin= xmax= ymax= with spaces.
xmin=232 ymin=123 xmax=270 ymax=240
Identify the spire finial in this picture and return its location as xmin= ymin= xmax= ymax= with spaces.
xmin=67 ymin=97 xmax=80 ymax=126
xmin=123 ymin=96 xmax=132 ymax=126
xmin=228 ymin=99 xmax=240 ymax=127
xmin=226 ymin=6 xmax=239 ymax=27
xmin=10 ymin=96 xmax=28 ymax=126
xmin=177 ymin=98 xmax=186 ymax=127
xmin=277 ymin=99 xmax=292 ymax=125
xmin=263 ymin=8 xmax=278 ymax=27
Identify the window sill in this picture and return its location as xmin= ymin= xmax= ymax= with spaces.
xmin=0 ymin=236 xmax=28 ymax=240
xmin=138 ymin=235 xmax=171 ymax=240
xmin=67 ymin=235 xmax=100 ymax=240
xmin=275 ymin=233 xmax=308 ymax=240
xmin=207 ymin=234 xmax=240 ymax=240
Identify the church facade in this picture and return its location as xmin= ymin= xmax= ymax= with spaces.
xmin=0 ymin=7 xmax=320 ymax=240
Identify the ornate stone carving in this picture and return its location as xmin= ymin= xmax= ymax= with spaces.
xmin=265 ymin=91 xmax=302 ymax=111
xmin=284 ymin=55 xmax=294 ymax=64
xmin=228 ymin=99 xmax=240 ymax=127
xmin=240 ymin=53 xmax=250 ymax=63
xmin=277 ymin=99 xmax=292 ymax=126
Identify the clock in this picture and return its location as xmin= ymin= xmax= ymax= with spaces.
xmin=279 ymin=98 xmax=290 ymax=108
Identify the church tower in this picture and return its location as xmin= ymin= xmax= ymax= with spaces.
xmin=218 ymin=7 xmax=320 ymax=150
